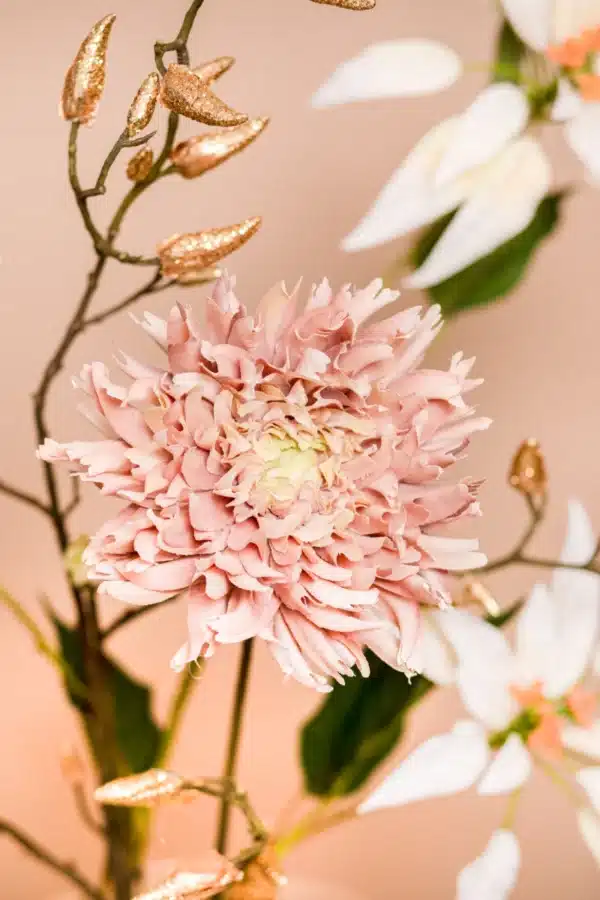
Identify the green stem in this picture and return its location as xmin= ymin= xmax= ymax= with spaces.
xmin=215 ymin=639 xmax=255 ymax=854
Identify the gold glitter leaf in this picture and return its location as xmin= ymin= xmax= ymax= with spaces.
xmin=94 ymin=769 xmax=186 ymax=807
xmin=160 ymin=64 xmax=248 ymax=127
xmin=509 ymin=439 xmax=548 ymax=499
xmin=310 ymin=0 xmax=376 ymax=8
xmin=226 ymin=846 xmax=286 ymax=900
xmin=133 ymin=857 xmax=242 ymax=900
xmin=158 ymin=218 xmax=262 ymax=279
xmin=127 ymin=72 xmax=161 ymax=137
xmin=192 ymin=56 xmax=236 ymax=84
xmin=60 ymin=14 xmax=116 ymax=125
xmin=171 ymin=118 xmax=269 ymax=179
xmin=127 ymin=147 xmax=154 ymax=183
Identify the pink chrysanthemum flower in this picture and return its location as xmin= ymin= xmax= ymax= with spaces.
xmin=40 ymin=275 xmax=489 ymax=690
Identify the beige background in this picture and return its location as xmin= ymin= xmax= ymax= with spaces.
xmin=1 ymin=0 xmax=599 ymax=896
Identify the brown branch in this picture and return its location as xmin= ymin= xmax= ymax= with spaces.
xmin=0 ymin=479 xmax=49 ymax=516
xmin=83 ymin=269 xmax=168 ymax=328
xmin=0 ymin=818 xmax=105 ymax=900
xmin=101 ymin=596 xmax=177 ymax=640
xmin=80 ymin=130 xmax=157 ymax=200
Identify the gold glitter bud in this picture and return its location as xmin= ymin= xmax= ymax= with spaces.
xmin=177 ymin=267 xmax=223 ymax=286
xmin=310 ymin=0 xmax=376 ymax=8
xmin=61 ymin=14 xmax=116 ymax=125
xmin=127 ymin=72 xmax=161 ymax=137
xmin=226 ymin=846 xmax=286 ymax=900
xmin=192 ymin=56 xmax=236 ymax=85
xmin=160 ymin=64 xmax=248 ymax=127
xmin=94 ymin=769 xmax=186 ymax=807
xmin=158 ymin=218 xmax=262 ymax=280
xmin=133 ymin=857 xmax=242 ymax=900
xmin=509 ymin=439 xmax=548 ymax=499
xmin=171 ymin=118 xmax=269 ymax=179
xmin=127 ymin=147 xmax=154 ymax=182
xmin=461 ymin=579 xmax=500 ymax=617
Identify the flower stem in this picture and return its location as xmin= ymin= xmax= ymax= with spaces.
xmin=216 ymin=639 xmax=255 ymax=854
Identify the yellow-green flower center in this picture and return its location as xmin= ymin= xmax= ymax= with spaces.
xmin=255 ymin=432 xmax=325 ymax=503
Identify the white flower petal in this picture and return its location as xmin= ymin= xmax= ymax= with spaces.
xmin=312 ymin=40 xmax=462 ymax=108
xmin=566 ymin=104 xmax=600 ymax=183
xmin=578 ymin=808 xmax=600 ymax=867
xmin=456 ymin=830 xmax=521 ymax=900
xmin=552 ymin=77 xmax=584 ymax=122
xmin=553 ymin=0 xmax=600 ymax=44
xmin=435 ymin=84 xmax=530 ymax=185
xmin=409 ymin=611 xmax=457 ymax=685
xmin=405 ymin=137 xmax=551 ymax=289
xmin=500 ymin=0 xmax=554 ymax=50
xmin=478 ymin=735 xmax=533 ymax=796
xmin=563 ymin=722 xmax=600 ymax=760
xmin=577 ymin=768 xmax=600 ymax=814
xmin=546 ymin=500 xmax=600 ymax=695
xmin=342 ymin=118 xmax=467 ymax=251
xmin=516 ymin=582 xmax=559 ymax=688
xmin=358 ymin=720 xmax=489 ymax=814
xmin=438 ymin=609 xmax=517 ymax=730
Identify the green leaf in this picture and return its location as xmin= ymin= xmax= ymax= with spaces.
xmin=410 ymin=192 xmax=565 ymax=316
xmin=494 ymin=18 xmax=528 ymax=84
xmin=53 ymin=615 xmax=163 ymax=774
xmin=301 ymin=652 xmax=433 ymax=798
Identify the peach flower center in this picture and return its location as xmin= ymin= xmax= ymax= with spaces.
xmin=546 ymin=27 xmax=600 ymax=100
xmin=254 ymin=431 xmax=324 ymax=504
xmin=498 ymin=681 xmax=598 ymax=759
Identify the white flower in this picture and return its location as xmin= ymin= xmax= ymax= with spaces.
xmin=501 ymin=0 xmax=600 ymax=181
xmin=313 ymin=47 xmax=550 ymax=286
xmin=359 ymin=499 xmax=600 ymax=898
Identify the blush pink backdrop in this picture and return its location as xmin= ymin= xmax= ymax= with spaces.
xmin=1 ymin=0 xmax=599 ymax=897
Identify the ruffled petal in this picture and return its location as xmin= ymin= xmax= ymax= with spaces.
xmin=312 ymin=40 xmax=462 ymax=108
xmin=553 ymin=0 xmax=600 ymax=44
xmin=358 ymin=720 xmax=489 ymax=814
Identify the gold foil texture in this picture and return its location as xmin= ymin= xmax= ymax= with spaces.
xmin=160 ymin=65 xmax=248 ymax=127
xmin=171 ymin=118 xmax=269 ymax=179
xmin=61 ymin=15 xmax=116 ymax=125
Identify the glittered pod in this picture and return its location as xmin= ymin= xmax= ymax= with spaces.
xmin=127 ymin=147 xmax=154 ymax=183
xmin=61 ymin=14 xmax=116 ymax=125
xmin=310 ymin=0 xmax=376 ymax=8
xmin=133 ymin=858 xmax=242 ymax=900
xmin=160 ymin=64 xmax=248 ymax=127
xmin=157 ymin=218 xmax=262 ymax=279
xmin=509 ymin=438 xmax=548 ymax=499
xmin=226 ymin=846 xmax=286 ymax=900
xmin=127 ymin=72 xmax=161 ymax=137
xmin=193 ymin=56 xmax=236 ymax=84
xmin=171 ymin=118 xmax=269 ymax=179
xmin=94 ymin=769 xmax=186 ymax=807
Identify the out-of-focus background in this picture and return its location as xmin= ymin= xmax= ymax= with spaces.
xmin=0 ymin=0 xmax=598 ymax=897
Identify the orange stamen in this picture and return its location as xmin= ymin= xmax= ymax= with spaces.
xmin=527 ymin=712 xmax=564 ymax=759
xmin=510 ymin=681 xmax=549 ymax=710
xmin=567 ymin=686 xmax=597 ymax=727
xmin=575 ymin=72 xmax=600 ymax=101
xmin=547 ymin=37 xmax=590 ymax=68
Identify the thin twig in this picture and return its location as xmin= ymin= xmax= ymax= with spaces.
xmin=0 ymin=818 xmax=105 ymax=900
xmin=0 ymin=588 xmax=89 ymax=702
xmin=80 ymin=130 xmax=157 ymax=200
xmin=83 ymin=269 xmax=167 ymax=328
xmin=0 ymin=479 xmax=49 ymax=516
xmin=63 ymin=477 xmax=81 ymax=518
xmin=157 ymin=662 xmax=205 ymax=766
xmin=72 ymin=782 xmax=106 ymax=837
xmin=216 ymin=639 xmax=255 ymax=855
xmin=101 ymin=596 xmax=178 ymax=641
